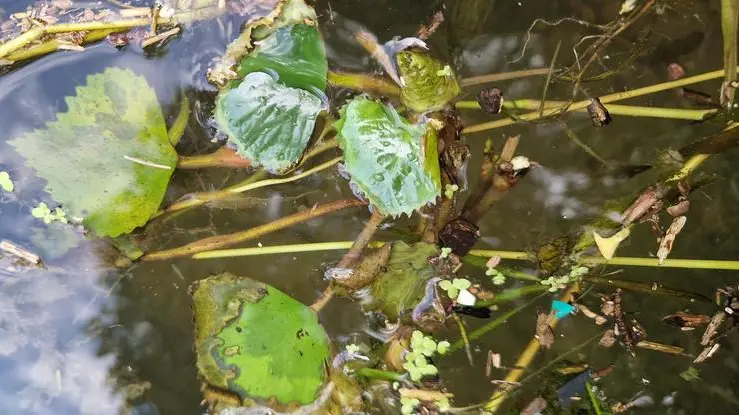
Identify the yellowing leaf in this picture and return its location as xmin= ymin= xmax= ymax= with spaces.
xmin=9 ymin=68 xmax=176 ymax=237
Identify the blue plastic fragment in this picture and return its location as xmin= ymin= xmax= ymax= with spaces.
xmin=552 ymin=300 xmax=575 ymax=319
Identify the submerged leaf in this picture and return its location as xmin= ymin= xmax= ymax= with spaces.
xmin=215 ymin=72 xmax=323 ymax=172
xmin=335 ymin=98 xmax=441 ymax=217
xmin=396 ymin=51 xmax=461 ymax=112
xmin=9 ymin=68 xmax=176 ymax=237
xmin=368 ymin=242 xmax=439 ymax=320
xmin=192 ymin=272 xmax=330 ymax=408
xmin=237 ymin=23 xmax=327 ymax=91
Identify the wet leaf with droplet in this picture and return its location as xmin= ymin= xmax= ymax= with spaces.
xmin=215 ymin=72 xmax=323 ymax=173
xmin=335 ymin=98 xmax=441 ymax=217
xmin=396 ymin=51 xmax=460 ymax=112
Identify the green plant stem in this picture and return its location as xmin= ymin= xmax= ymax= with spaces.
xmin=168 ymin=94 xmax=190 ymax=146
xmin=456 ymin=99 xmax=716 ymax=121
xmin=539 ymin=41 xmax=561 ymax=117
xmin=193 ymin=241 xmax=385 ymax=259
xmin=476 ymin=285 xmax=549 ymax=307
xmin=469 ymin=249 xmax=739 ymax=270
xmin=459 ymin=68 xmax=551 ymax=87
xmin=586 ymin=382 xmax=604 ymax=415
xmin=141 ymin=199 xmax=366 ymax=261
xmin=327 ymin=71 xmax=401 ymax=96
xmin=584 ymin=275 xmax=711 ymax=302
xmin=355 ymin=368 xmax=404 ymax=382
xmin=452 ymin=312 xmax=474 ymax=365
xmin=462 ymin=66 xmax=739 ymax=133
xmin=448 ymin=301 xmax=532 ymax=354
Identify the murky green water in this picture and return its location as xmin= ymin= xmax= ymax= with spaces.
xmin=1 ymin=0 xmax=738 ymax=414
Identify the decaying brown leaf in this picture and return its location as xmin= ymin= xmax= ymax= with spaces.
xmin=599 ymin=329 xmax=617 ymax=347
xmin=663 ymin=311 xmax=711 ymax=328
xmin=621 ymin=184 xmax=669 ymax=226
xmin=657 ymin=215 xmax=687 ymax=264
xmin=701 ymin=312 xmax=726 ymax=346
xmin=535 ymin=310 xmax=555 ymax=349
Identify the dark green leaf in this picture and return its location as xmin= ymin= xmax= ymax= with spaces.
xmin=237 ymin=24 xmax=327 ymax=91
xmin=215 ymin=71 xmax=323 ymax=172
xmin=9 ymin=67 xmax=176 ymax=237
xmin=335 ymin=98 xmax=441 ymax=217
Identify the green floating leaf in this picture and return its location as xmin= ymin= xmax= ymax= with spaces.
xmin=237 ymin=23 xmax=328 ymax=91
xmin=368 ymin=242 xmax=439 ymax=319
xmin=192 ymin=272 xmax=329 ymax=408
xmin=396 ymin=51 xmax=461 ymax=112
xmin=0 ymin=171 xmax=14 ymax=192
xmin=9 ymin=67 xmax=176 ymax=237
xmin=335 ymin=98 xmax=441 ymax=217
xmin=215 ymin=72 xmax=322 ymax=173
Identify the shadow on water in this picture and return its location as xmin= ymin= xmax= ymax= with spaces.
xmin=0 ymin=0 xmax=738 ymax=413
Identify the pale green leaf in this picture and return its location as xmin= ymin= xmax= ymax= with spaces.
xmin=193 ymin=272 xmax=329 ymax=408
xmin=215 ymin=72 xmax=322 ymax=173
xmin=335 ymin=98 xmax=441 ymax=217
xmin=396 ymin=51 xmax=461 ymax=112
xmin=9 ymin=67 xmax=176 ymax=237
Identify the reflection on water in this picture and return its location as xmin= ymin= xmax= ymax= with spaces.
xmin=0 ymin=249 xmax=122 ymax=414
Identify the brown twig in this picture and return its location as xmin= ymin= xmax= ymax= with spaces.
xmin=141 ymin=199 xmax=366 ymax=261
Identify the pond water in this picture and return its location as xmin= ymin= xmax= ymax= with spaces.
xmin=0 ymin=0 xmax=738 ymax=414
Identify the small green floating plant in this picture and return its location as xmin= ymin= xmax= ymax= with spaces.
xmin=31 ymin=202 xmax=68 ymax=224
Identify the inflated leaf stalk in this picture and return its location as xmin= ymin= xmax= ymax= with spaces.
xmin=193 ymin=273 xmax=330 ymax=408
xmin=215 ymin=72 xmax=323 ymax=173
xmin=396 ymin=50 xmax=461 ymax=112
xmin=9 ymin=67 xmax=177 ymax=238
xmin=335 ymin=98 xmax=441 ymax=217
xmin=368 ymin=242 xmax=439 ymax=320
xmin=237 ymin=23 xmax=327 ymax=91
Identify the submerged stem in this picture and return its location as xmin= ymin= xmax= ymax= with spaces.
xmin=141 ymin=199 xmax=366 ymax=261
xmin=459 ymin=68 xmax=551 ymax=87
xmin=484 ymin=283 xmax=580 ymax=413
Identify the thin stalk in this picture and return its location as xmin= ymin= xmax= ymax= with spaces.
xmin=456 ymin=99 xmax=717 ymax=121
xmin=469 ymin=249 xmax=739 ymax=270
xmin=539 ymin=41 xmax=561 ymax=117
xmin=449 ymin=299 xmax=537 ymax=354
xmin=452 ymin=312 xmax=474 ymax=365
xmin=327 ymin=71 xmax=401 ymax=96
xmin=162 ymin=156 xmax=341 ymax=215
xmin=355 ymin=368 xmax=404 ymax=382
xmin=194 ymin=241 xmax=385 ymax=259
xmin=476 ymin=285 xmax=549 ymax=307
xmin=460 ymin=68 xmax=551 ymax=87
xmin=586 ymin=382 xmax=604 ymax=415
xmin=462 ymin=66 xmax=739 ymax=134
xmin=141 ymin=199 xmax=366 ymax=261
xmin=584 ymin=275 xmax=711 ymax=302
xmin=168 ymin=94 xmax=190 ymax=146
xmin=311 ymin=210 xmax=386 ymax=312
xmin=177 ymin=147 xmax=253 ymax=169
xmin=561 ymin=122 xmax=610 ymax=166
xmin=721 ymin=0 xmax=739 ymax=105
xmin=484 ymin=284 xmax=580 ymax=413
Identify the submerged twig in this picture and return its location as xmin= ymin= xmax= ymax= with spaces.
xmin=141 ymin=199 xmax=366 ymax=261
